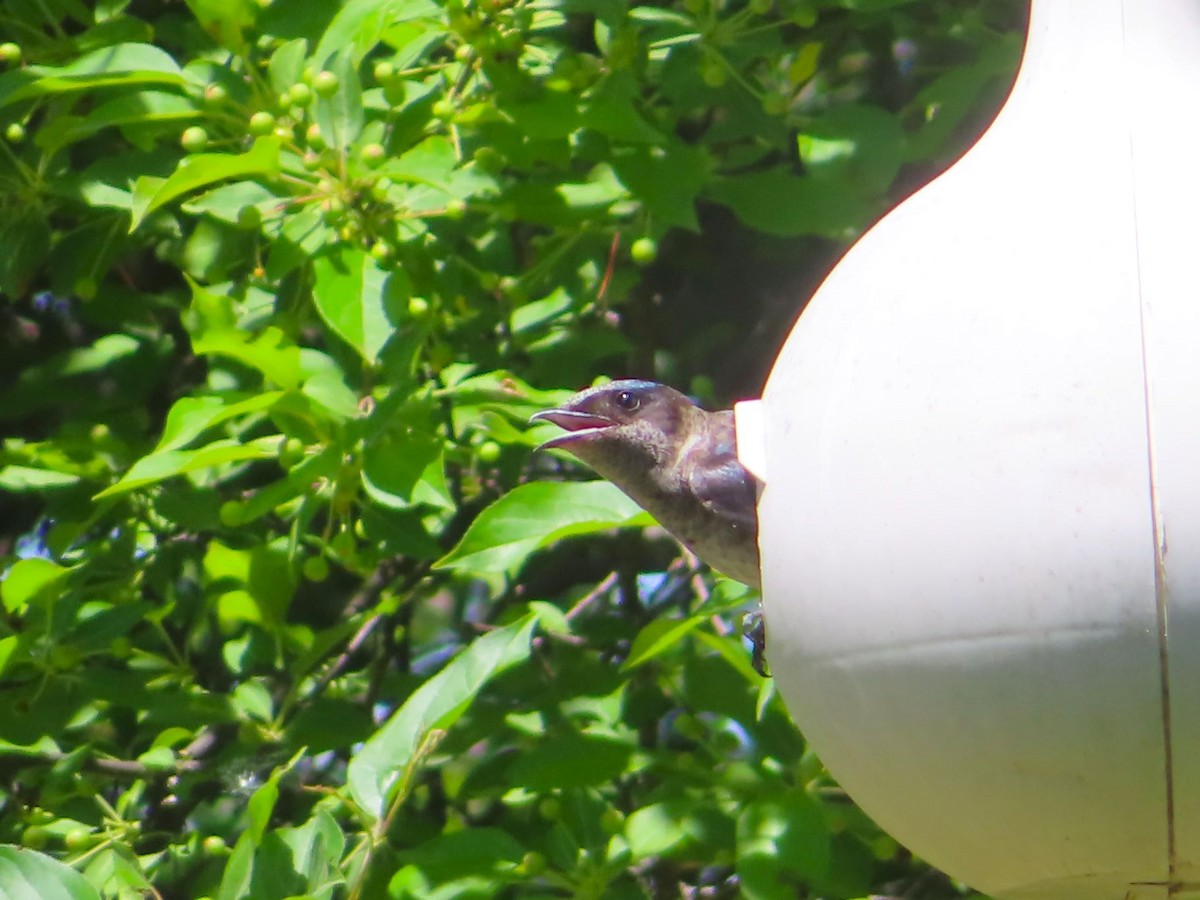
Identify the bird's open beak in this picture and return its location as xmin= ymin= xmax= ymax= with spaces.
xmin=529 ymin=408 xmax=615 ymax=449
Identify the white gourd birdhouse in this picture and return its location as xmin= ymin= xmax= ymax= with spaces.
xmin=734 ymin=0 xmax=1200 ymax=897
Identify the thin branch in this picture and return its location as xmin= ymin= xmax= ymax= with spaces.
xmin=566 ymin=571 xmax=618 ymax=621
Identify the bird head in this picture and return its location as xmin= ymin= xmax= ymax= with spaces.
xmin=530 ymin=380 xmax=694 ymax=464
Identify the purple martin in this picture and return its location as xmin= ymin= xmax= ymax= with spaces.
xmin=531 ymin=380 xmax=761 ymax=588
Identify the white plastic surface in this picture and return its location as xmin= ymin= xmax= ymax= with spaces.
xmin=747 ymin=1 xmax=1200 ymax=897
xmin=733 ymin=400 xmax=767 ymax=483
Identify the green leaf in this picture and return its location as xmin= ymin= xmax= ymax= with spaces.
xmin=185 ymin=280 xmax=303 ymax=388
xmin=695 ymin=628 xmax=763 ymax=685
xmin=153 ymin=392 xmax=284 ymax=453
xmin=314 ymin=0 xmax=441 ymax=66
xmin=622 ymin=616 xmax=706 ymax=671
xmin=504 ymin=731 xmax=633 ymax=790
xmin=312 ymin=244 xmax=406 ymax=363
xmin=246 ymin=750 xmax=306 ymax=842
xmin=232 ymin=680 xmax=274 ymax=723
xmin=193 ymin=328 xmax=303 ymax=389
xmin=0 ymin=846 xmax=101 ymax=899
xmin=130 ymin=137 xmax=281 ymax=229
xmin=313 ymin=50 xmax=363 ymax=150
xmin=95 ymin=436 xmax=281 ymax=499
xmin=182 ymin=180 xmax=277 ymax=225
xmin=706 ymin=168 xmax=873 ymax=238
xmin=737 ymin=791 xmax=832 ymax=896
xmin=904 ymin=35 xmax=1023 ymax=161
xmin=236 ymin=445 xmax=341 ymax=525
xmin=184 ymin=0 xmax=258 ymax=49
xmin=36 ymin=90 xmax=198 ymax=155
xmin=0 ymin=466 xmax=81 ymax=491
xmin=796 ymin=104 xmax=904 ymax=196
xmin=361 ymin=430 xmax=449 ymax=510
xmin=582 ymin=94 xmax=664 ymax=143
xmin=0 ymin=212 xmax=50 ymax=298
xmin=347 ymin=612 xmax=540 ymax=818
xmin=435 ymin=481 xmax=653 ymax=576
xmin=206 ymin=539 xmax=297 ymax=630
xmin=268 ymin=38 xmax=308 ymax=96
xmin=0 ymin=43 xmax=184 ymax=109
xmin=626 ymin=799 xmax=734 ymax=861
xmin=394 ymin=828 xmax=524 ymax=882
xmin=611 ymin=142 xmax=709 ymax=230
xmin=0 ymin=636 xmax=19 ymax=678
xmin=1 ymin=559 xmax=71 ymax=614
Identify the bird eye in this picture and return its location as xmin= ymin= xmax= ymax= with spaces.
xmin=615 ymin=390 xmax=640 ymax=411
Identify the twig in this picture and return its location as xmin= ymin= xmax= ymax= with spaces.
xmin=565 ymin=572 xmax=618 ymax=621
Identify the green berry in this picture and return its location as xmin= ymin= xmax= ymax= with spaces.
xmin=761 ymin=93 xmax=786 ymax=116
xmin=203 ymin=83 xmax=228 ymax=105
xmin=219 ymin=501 xmax=243 ymax=527
xmin=477 ymin=440 xmax=502 ymax=464
xmin=313 ymin=70 xmax=339 ymax=96
xmin=279 ymin=437 xmax=305 ymax=468
xmin=22 ymin=826 xmax=50 ymax=850
xmin=606 ymin=30 xmax=639 ymax=69
xmin=444 ymin=198 xmax=467 ymax=219
xmin=369 ymin=177 xmax=393 ymax=201
xmin=74 ymin=277 xmax=98 ymax=300
xmin=322 ymin=197 xmax=346 ymax=223
xmin=237 ymin=205 xmax=262 ymax=230
xmin=374 ymin=61 xmax=396 ymax=84
xmin=701 ymin=57 xmax=727 ymax=87
xmin=630 ymin=237 xmax=658 ymax=266
xmin=330 ymin=530 xmax=357 ymax=560
xmin=383 ymin=80 xmax=407 ymax=106
xmin=600 ymin=808 xmax=625 ymax=834
xmin=180 ymin=125 xmax=208 ymax=152
xmin=537 ymin=797 xmax=561 ymax=821
xmin=0 ymin=43 xmax=22 ymax=65
xmin=407 ymin=297 xmax=430 ymax=317
xmin=360 ymin=142 xmax=386 ymax=167
xmin=519 ymin=851 xmax=547 ymax=876
xmin=64 ymin=828 xmax=93 ymax=852
xmin=4 ymin=122 xmax=25 ymax=143
xmin=431 ymin=98 xmax=455 ymax=120
xmin=302 ymin=150 xmax=323 ymax=171
xmin=302 ymin=556 xmax=329 ymax=582
xmin=248 ymin=111 xmax=276 ymax=136
xmin=472 ymin=145 xmax=504 ymax=173
xmin=288 ymin=82 xmax=312 ymax=106
xmin=369 ymin=240 xmax=393 ymax=262
xmin=202 ymin=835 xmax=228 ymax=856
xmin=305 ymin=122 xmax=327 ymax=149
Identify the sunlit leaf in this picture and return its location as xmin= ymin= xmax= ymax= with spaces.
xmin=347 ymin=612 xmax=540 ymax=818
xmin=130 ymin=137 xmax=281 ymax=229
xmin=1 ymin=559 xmax=72 ymax=613
xmin=0 ymin=846 xmax=101 ymax=899
xmin=312 ymin=244 xmax=405 ymax=363
xmin=435 ymin=481 xmax=653 ymax=575
xmin=95 ymin=437 xmax=281 ymax=498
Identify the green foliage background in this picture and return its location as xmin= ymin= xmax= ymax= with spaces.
xmin=0 ymin=0 xmax=1023 ymax=896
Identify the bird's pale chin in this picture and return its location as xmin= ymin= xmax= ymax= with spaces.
xmin=529 ymin=408 xmax=616 ymax=450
